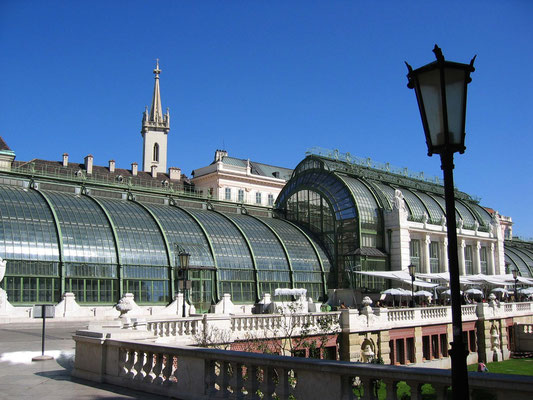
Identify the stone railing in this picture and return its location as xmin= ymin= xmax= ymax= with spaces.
xmin=72 ymin=332 xmax=533 ymax=400
xmin=147 ymin=317 xmax=203 ymax=340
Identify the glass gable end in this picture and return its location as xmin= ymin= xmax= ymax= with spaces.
xmin=339 ymin=176 xmax=381 ymax=231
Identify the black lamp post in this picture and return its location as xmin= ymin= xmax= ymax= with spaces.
xmin=174 ymin=244 xmax=191 ymax=318
xmin=408 ymin=264 xmax=416 ymax=307
xmin=407 ymin=45 xmax=475 ymax=399
xmin=512 ymin=269 xmax=519 ymax=302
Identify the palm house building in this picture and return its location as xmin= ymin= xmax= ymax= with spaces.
xmin=1 ymin=62 xmax=532 ymax=319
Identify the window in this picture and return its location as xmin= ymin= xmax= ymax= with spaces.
xmin=268 ymin=194 xmax=274 ymax=206
xmin=238 ymin=189 xmax=244 ymax=203
xmin=153 ymin=143 xmax=159 ymax=162
xmin=256 ymin=192 xmax=262 ymax=204
xmin=480 ymin=246 xmax=488 ymax=274
xmin=465 ymin=245 xmax=473 ymax=275
xmin=430 ymin=241 xmax=440 ymax=273
xmin=225 ymin=188 xmax=231 ymax=201
xmin=410 ymin=240 xmax=421 ymax=272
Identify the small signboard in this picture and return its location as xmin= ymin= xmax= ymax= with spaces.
xmin=33 ymin=304 xmax=55 ymax=319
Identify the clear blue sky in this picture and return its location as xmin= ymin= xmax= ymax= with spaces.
xmin=1 ymin=1 xmax=532 ymax=238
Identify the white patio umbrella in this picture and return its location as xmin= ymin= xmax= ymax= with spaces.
xmin=381 ymin=288 xmax=410 ymax=307
xmin=465 ymin=288 xmax=484 ymax=296
xmin=491 ymin=288 xmax=508 ymax=294
xmin=414 ymin=290 xmax=433 ymax=297
xmin=519 ymin=287 xmax=533 ymax=295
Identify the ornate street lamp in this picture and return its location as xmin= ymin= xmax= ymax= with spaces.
xmin=408 ymin=264 xmax=416 ymax=307
xmin=512 ymin=268 xmax=519 ymax=302
xmin=174 ymin=244 xmax=191 ymax=318
xmin=407 ymin=45 xmax=475 ymax=399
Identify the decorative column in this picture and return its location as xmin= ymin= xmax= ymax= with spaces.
xmin=458 ymin=240 xmax=466 ymax=276
xmin=423 ymin=235 xmax=431 ymax=274
xmin=488 ymin=243 xmax=496 ymax=275
xmin=473 ymin=241 xmax=481 ymax=275
xmin=442 ymin=238 xmax=449 ymax=272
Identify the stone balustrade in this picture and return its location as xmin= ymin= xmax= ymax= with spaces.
xmin=72 ymin=332 xmax=533 ymax=400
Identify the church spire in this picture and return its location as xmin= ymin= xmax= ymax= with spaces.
xmin=142 ymin=59 xmax=170 ymax=133
xmin=150 ymin=59 xmax=163 ymax=123
xmin=141 ymin=59 xmax=170 ymax=174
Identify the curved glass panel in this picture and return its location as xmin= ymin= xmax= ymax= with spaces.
xmin=401 ymin=188 xmax=428 ymax=221
xmin=257 ymin=218 xmax=321 ymax=273
xmin=44 ymin=191 xmax=117 ymax=264
xmin=505 ymin=247 xmax=533 ymax=277
xmin=277 ymin=170 xmax=356 ymax=220
xmin=97 ymin=198 xmax=167 ymax=266
xmin=454 ymin=200 xmax=477 ymax=228
xmin=426 ymin=193 xmax=462 ymax=222
xmin=188 ymin=209 xmax=254 ymax=303
xmin=226 ymin=214 xmax=290 ymax=296
xmin=339 ymin=176 xmax=380 ymax=230
xmin=0 ymin=186 xmax=59 ymax=261
xmin=293 ymin=157 xmax=323 ymax=177
xmin=415 ymin=191 xmax=445 ymax=223
xmin=370 ymin=182 xmax=394 ymax=210
xmin=258 ymin=217 xmax=323 ymax=300
xmin=471 ymin=204 xmax=492 ymax=227
xmin=143 ymin=203 xmax=214 ymax=268
xmin=505 ymin=247 xmax=532 ymax=277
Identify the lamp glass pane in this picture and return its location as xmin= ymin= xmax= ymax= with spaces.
xmin=444 ymin=68 xmax=467 ymax=146
xmin=417 ymin=69 xmax=444 ymax=147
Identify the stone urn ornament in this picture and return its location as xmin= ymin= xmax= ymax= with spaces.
xmin=115 ymin=293 xmax=134 ymax=318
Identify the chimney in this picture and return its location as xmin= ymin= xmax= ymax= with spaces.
xmin=131 ymin=162 xmax=138 ymax=176
xmin=84 ymin=154 xmax=93 ymax=175
xmin=151 ymin=165 xmax=158 ymax=178
xmin=214 ymin=149 xmax=228 ymax=163
xmin=62 ymin=153 xmax=69 ymax=167
xmin=169 ymin=167 xmax=181 ymax=181
xmin=109 ymin=160 xmax=115 ymax=173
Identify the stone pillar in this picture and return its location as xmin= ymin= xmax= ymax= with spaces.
xmin=473 ymin=241 xmax=481 ymax=275
xmin=442 ymin=238 xmax=449 ymax=272
xmin=458 ymin=239 xmax=466 ymax=275
xmin=488 ymin=243 xmax=496 ymax=275
xmin=423 ymin=235 xmax=431 ymax=274
xmin=378 ymin=330 xmax=391 ymax=365
xmin=414 ymin=326 xmax=424 ymax=363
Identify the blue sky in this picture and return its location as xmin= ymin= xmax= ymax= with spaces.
xmin=1 ymin=1 xmax=532 ymax=238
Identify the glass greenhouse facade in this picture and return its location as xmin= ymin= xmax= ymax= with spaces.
xmin=275 ymin=152 xmax=514 ymax=290
xmin=0 ymin=181 xmax=329 ymax=310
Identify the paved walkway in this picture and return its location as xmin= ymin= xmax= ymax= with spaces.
xmin=0 ymin=320 xmax=171 ymax=399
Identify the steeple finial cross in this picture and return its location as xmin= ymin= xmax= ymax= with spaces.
xmin=153 ymin=59 xmax=161 ymax=77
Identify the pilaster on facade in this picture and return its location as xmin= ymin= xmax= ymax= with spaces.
xmin=422 ymin=235 xmax=431 ymax=274
xmin=488 ymin=243 xmax=496 ymax=275
xmin=442 ymin=237 xmax=449 ymax=272
xmin=473 ymin=241 xmax=481 ymax=275
xmin=383 ymin=208 xmax=410 ymax=270
xmin=459 ymin=239 xmax=466 ymax=275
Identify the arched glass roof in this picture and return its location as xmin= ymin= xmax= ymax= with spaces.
xmin=143 ymin=203 xmax=214 ymax=268
xmin=97 ymin=198 xmax=168 ymax=266
xmin=0 ymin=186 xmax=59 ymax=261
xmin=338 ymin=176 xmax=381 ymax=231
xmin=44 ymin=191 xmax=116 ymax=264
xmin=427 ymin=193 xmax=461 ymax=222
xmin=277 ymin=169 xmax=356 ymax=220
xmin=415 ymin=191 xmax=445 ymax=223
xmin=454 ymin=200 xmax=477 ymax=229
xmin=505 ymin=247 xmax=532 ymax=277
xmin=399 ymin=188 xmax=427 ymax=221
xmin=188 ymin=210 xmax=254 ymax=272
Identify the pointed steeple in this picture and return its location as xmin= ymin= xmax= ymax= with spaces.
xmin=141 ymin=60 xmax=170 ymax=174
xmin=142 ymin=59 xmax=170 ymax=134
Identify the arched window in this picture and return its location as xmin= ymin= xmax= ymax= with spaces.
xmin=153 ymin=143 xmax=159 ymax=162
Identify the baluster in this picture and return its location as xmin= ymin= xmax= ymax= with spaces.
xmin=143 ymin=351 xmax=155 ymax=383
xmin=162 ymin=353 xmax=173 ymax=385
xmin=228 ymin=362 xmax=244 ymax=398
xmin=124 ymin=348 xmax=136 ymax=379
xmin=405 ymin=381 xmax=423 ymax=400
xmin=275 ymin=368 xmax=290 ymax=399
xmin=261 ymin=366 xmax=276 ymax=400
xmin=359 ymin=377 xmax=375 ymax=400
xmin=432 ymin=384 xmax=449 ymax=400
xmin=134 ymin=350 xmax=146 ymax=381
xmin=118 ymin=347 xmax=129 ymax=377
xmin=244 ymin=365 xmax=259 ymax=399
xmin=152 ymin=352 xmax=164 ymax=385
xmin=380 ymin=379 xmax=398 ymax=400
